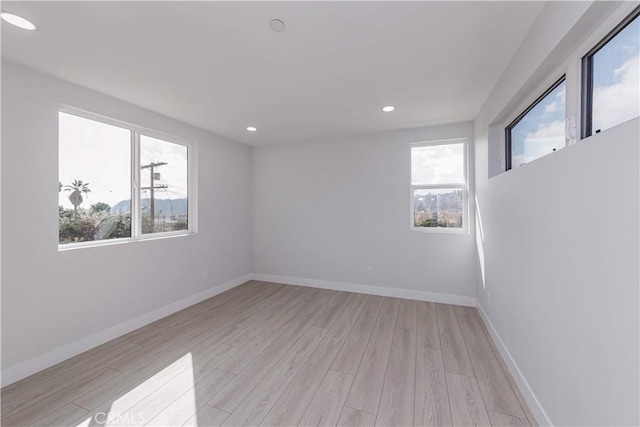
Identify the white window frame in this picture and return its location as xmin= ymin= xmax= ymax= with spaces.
xmin=58 ymin=106 xmax=197 ymax=250
xmin=580 ymin=5 xmax=640 ymax=139
xmin=505 ymin=75 xmax=567 ymax=170
xmin=410 ymin=138 xmax=468 ymax=234
xmin=496 ymin=66 xmax=571 ymax=174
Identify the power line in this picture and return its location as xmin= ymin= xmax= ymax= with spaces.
xmin=140 ymin=161 xmax=167 ymax=221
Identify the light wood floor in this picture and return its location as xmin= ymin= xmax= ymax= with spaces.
xmin=1 ymin=281 xmax=537 ymax=427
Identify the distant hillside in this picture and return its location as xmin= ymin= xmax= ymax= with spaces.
xmin=112 ymin=198 xmax=187 ymax=215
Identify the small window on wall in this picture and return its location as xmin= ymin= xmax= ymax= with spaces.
xmin=410 ymin=140 xmax=467 ymax=232
xmin=506 ymin=77 xmax=566 ymax=170
xmin=59 ymin=110 xmax=192 ymax=247
xmin=582 ymin=7 xmax=640 ymax=138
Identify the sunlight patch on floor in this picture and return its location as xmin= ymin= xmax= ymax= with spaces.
xmin=72 ymin=353 xmax=195 ymax=426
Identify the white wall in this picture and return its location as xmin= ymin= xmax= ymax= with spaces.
xmin=474 ymin=2 xmax=639 ymax=425
xmin=1 ymin=62 xmax=253 ymax=383
xmin=253 ymin=123 xmax=477 ymax=302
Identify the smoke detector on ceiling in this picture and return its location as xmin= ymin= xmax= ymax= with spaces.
xmin=270 ymin=19 xmax=285 ymax=32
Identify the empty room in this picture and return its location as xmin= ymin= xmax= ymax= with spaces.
xmin=1 ymin=1 xmax=638 ymax=426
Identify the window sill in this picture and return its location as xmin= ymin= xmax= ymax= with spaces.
xmin=58 ymin=231 xmax=196 ymax=251
xmin=411 ymin=226 xmax=469 ymax=235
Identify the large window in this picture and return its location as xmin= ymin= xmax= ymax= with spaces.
xmin=582 ymin=7 xmax=639 ymax=138
xmin=410 ymin=139 xmax=467 ymax=232
xmin=59 ymin=110 xmax=192 ymax=246
xmin=506 ymin=77 xmax=566 ymax=170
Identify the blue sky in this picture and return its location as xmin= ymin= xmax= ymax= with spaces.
xmin=510 ymin=81 xmax=566 ymax=167
xmin=593 ymin=16 xmax=639 ymax=87
xmin=592 ymin=15 xmax=639 ymax=132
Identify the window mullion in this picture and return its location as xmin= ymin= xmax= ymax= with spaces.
xmin=132 ymin=130 xmax=141 ymax=239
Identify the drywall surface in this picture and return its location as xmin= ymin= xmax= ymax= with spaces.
xmin=253 ymin=122 xmax=477 ymax=299
xmin=1 ymin=62 xmax=253 ymax=377
xmin=474 ymin=2 xmax=639 ymax=425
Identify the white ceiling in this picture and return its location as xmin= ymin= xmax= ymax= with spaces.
xmin=1 ymin=1 xmax=544 ymax=146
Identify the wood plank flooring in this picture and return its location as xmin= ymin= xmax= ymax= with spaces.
xmin=1 ymin=281 xmax=535 ymax=427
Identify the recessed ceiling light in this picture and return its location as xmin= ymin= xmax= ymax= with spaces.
xmin=270 ymin=19 xmax=285 ymax=32
xmin=382 ymin=105 xmax=395 ymax=112
xmin=1 ymin=12 xmax=36 ymax=30
xmin=246 ymin=126 xmax=258 ymax=132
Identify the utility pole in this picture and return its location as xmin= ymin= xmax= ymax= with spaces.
xmin=141 ymin=162 xmax=167 ymax=223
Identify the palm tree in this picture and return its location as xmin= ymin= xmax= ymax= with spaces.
xmin=64 ymin=179 xmax=91 ymax=210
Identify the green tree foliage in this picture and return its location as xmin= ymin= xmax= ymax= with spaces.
xmin=141 ymin=214 xmax=155 ymax=234
xmin=90 ymin=202 xmax=111 ymax=213
xmin=419 ymin=213 xmax=441 ymax=227
xmin=414 ymin=190 xmax=463 ymax=228
xmin=58 ymin=206 xmax=130 ymax=244
xmin=172 ymin=219 xmax=188 ymax=231
xmin=141 ymin=214 xmax=188 ymax=234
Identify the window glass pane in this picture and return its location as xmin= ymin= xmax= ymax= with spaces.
xmin=591 ymin=14 xmax=639 ymax=134
xmin=413 ymin=188 xmax=463 ymax=229
xmin=509 ymin=80 xmax=566 ymax=168
xmin=58 ymin=112 xmax=131 ymax=244
xmin=140 ymin=135 xmax=188 ymax=234
xmin=411 ymin=143 xmax=464 ymax=185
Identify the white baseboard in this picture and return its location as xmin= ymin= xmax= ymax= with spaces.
xmin=476 ymin=304 xmax=552 ymax=426
xmin=251 ymin=273 xmax=477 ymax=307
xmin=1 ymin=274 xmax=252 ymax=387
